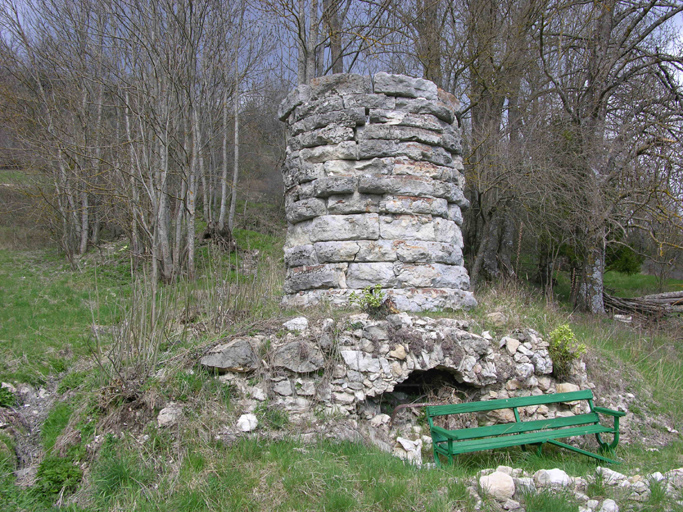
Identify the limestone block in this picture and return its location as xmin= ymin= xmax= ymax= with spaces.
xmin=347 ymin=262 xmax=397 ymax=288
xmin=310 ymin=214 xmax=380 ymax=242
xmin=448 ymin=204 xmax=463 ymax=225
xmin=355 ymin=240 xmax=398 ymax=262
xmin=340 ymin=350 xmax=381 ymax=372
xmin=300 ymin=141 xmax=359 ymax=163
xmin=286 ymin=198 xmax=327 ymax=224
xmin=314 ymin=241 xmax=360 ymax=262
xmin=278 ymin=84 xmax=311 ymax=120
xmin=200 ymin=338 xmax=258 ymax=373
xmin=284 ymin=245 xmax=318 ymax=267
xmin=360 ymin=124 xmax=444 ymax=147
xmin=434 ymin=217 xmax=463 ymax=246
xmin=283 ymin=317 xmax=309 ymax=332
xmin=290 ymin=109 xmax=366 ymax=135
xmin=373 ymin=72 xmax=439 ymax=101
xmin=285 ymin=220 xmax=312 ymax=248
xmin=282 ymin=158 xmax=325 ymax=189
xmin=324 ymin=157 xmax=393 ymax=176
xmin=394 ymin=142 xmax=454 ymax=167
xmin=271 ymin=341 xmax=325 ymax=373
xmin=394 ymin=263 xmax=440 ymax=288
xmin=357 ymin=139 xmax=398 ymax=160
xmin=379 ymin=195 xmax=449 ymax=217
xmin=434 ymin=264 xmax=469 ymax=289
xmin=313 ymin=177 xmax=358 ymax=197
xmin=309 ymin=73 xmax=372 ymax=99
xmin=370 ymin=110 xmax=449 ymax=132
xmin=343 ymin=93 xmax=396 ymax=110
xmin=290 ymin=95 xmax=344 ymax=122
xmin=284 ymin=263 xmax=348 ymax=293
xmin=395 ymin=240 xmax=462 ymax=265
xmin=379 ymin=215 xmax=435 ymax=241
xmin=395 ymin=97 xmax=455 ymax=124
xmin=391 ymin=159 xmax=450 ymax=180
xmin=290 ymin=125 xmax=354 ymax=150
xmin=358 ymin=174 xmax=438 ymax=197
xmin=328 ymin=193 xmax=380 ymax=214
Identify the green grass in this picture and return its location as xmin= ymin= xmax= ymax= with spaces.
xmin=603 ymin=270 xmax=683 ymax=297
xmin=83 ymin=437 xmax=476 ymax=512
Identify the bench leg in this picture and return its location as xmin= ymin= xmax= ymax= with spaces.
xmin=548 ymin=440 xmax=620 ymax=464
xmin=433 ymin=446 xmax=442 ymax=468
xmin=596 ymin=431 xmax=619 ymax=452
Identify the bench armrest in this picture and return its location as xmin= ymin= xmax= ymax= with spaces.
xmin=594 ymin=406 xmax=626 ymax=418
xmin=430 ymin=425 xmax=459 ymax=441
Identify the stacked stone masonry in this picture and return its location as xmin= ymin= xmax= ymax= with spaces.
xmin=279 ymin=73 xmax=476 ymax=312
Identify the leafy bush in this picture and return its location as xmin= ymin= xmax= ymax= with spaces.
xmin=548 ymin=324 xmax=586 ymax=380
xmin=349 ymin=284 xmax=391 ymax=319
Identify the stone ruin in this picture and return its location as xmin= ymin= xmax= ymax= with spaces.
xmin=278 ymin=73 xmax=476 ymax=312
xmin=201 ymin=313 xmax=592 ymax=428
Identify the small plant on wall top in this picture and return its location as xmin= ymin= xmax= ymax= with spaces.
xmin=349 ymin=284 xmax=396 ymax=319
xmin=548 ymin=324 xmax=586 ymax=380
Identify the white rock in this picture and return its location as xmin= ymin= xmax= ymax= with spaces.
xmin=586 ymin=499 xmax=600 ymax=510
xmin=648 ymin=472 xmax=665 ymax=482
xmin=1 ymin=382 xmax=17 ymax=394
xmin=504 ymin=337 xmax=521 ymax=355
xmin=394 ymin=437 xmax=422 ymax=465
xmin=250 ymin=387 xmax=267 ymax=401
xmin=534 ymin=468 xmax=571 ymax=487
xmin=157 ymin=403 xmax=183 ymax=428
xmin=502 ymin=498 xmax=521 ymax=510
xmin=556 ymin=382 xmax=580 ymax=394
xmin=598 ymin=499 xmax=619 ymax=512
xmin=597 ymin=467 xmax=627 ymax=485
xmin=283 ymin=317 xmax=309 ymax=332
xmin=479 ymin=471 xmax=516 ymax=501
xmin=237 ymin=413 xmax=258 ymax=432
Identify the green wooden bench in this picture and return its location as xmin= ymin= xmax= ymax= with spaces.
xmin=426 ymin=389 xmax=625 ymax=466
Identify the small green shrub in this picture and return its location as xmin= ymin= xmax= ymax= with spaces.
xmin=548 ymin=324 xmax=586 ymax=380
xmin=0 ymin=387 xmax=16 ymax=407
xmin=35 ymin=456 xmax=82 ymax=497
xmin=349 ymin=284 xmax=391 ymax=319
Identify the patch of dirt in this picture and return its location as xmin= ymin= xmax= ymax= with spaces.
xmin=1 ymin=380 xmax=59 ymax=487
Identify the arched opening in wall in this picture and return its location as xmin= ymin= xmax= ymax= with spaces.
xmin=376 ymin=368 xmax=481 ymax=423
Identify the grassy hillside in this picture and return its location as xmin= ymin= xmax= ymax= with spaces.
xmin=0 ymin=174 xmax=682 ymax=510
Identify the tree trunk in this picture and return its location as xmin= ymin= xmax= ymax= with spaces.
xmin=218 ymin=92 xmax=229 ymax=230
xmin=228 ymin=87 xmax=239 ymax=232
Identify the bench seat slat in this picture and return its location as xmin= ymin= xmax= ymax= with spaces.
xmin=433 ymin=423 xmax=614 ymax=456
xmin=426 ymin=390 xmax=594 ymax=417
xmin=430 ymin=412 xmax=601 ymax=442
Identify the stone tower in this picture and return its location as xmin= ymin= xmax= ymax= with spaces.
xmin=278 ymin=73 xmax=475 ymax=312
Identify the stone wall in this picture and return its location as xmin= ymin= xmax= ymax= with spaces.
xmin=278 ymin=73 xmax=476 ymax=312
xmin=201 ymin=314 xmax=591 ymax=425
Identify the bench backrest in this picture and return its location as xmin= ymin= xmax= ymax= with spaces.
xmin=425 ymin=390 xmax=594 ymax=418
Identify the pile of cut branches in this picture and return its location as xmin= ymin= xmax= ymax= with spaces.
xmin=604 ymin=291 xmax=683 ymax=316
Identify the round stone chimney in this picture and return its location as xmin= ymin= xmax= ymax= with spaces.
xmin=278 ymin=73 xmax=476 ymax=312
